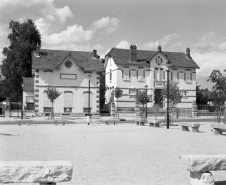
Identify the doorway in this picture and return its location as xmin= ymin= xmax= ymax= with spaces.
xmin=154 ymin=89 xmax=163 ymax=108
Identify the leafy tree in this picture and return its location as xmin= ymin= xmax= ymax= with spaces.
xmin=196 ymin=85 xmax=211 ymax=105
xmin=208 ymin=70 xmax=226 ymax=123
xmin=135 ymin=90 xmax=151 ymax=119
xmin=44 ymin=86 xmax=62 ymax=119
xmin=1 ymin=19 xmax=41 ymax=102
xmin=114 ymin=87 xmax=123 ymax=118
xmin=161 ymin=82 xmax=183 ymax=107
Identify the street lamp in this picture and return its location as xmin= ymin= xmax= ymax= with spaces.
xmin=21 ymin=80 xmax=24 ymax=119
xmin=87 ymin=74 xmax=91 ymax=125
xmin=164 ymin=61 xmax=171 ymax=129
xmin=144 ymin=85 xmax=148 ymax=118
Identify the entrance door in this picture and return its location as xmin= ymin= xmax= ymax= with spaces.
xmin=154 ymin=89 xmax=163 ymax=108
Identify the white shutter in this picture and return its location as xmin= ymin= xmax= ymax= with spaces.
xmin=173 ymin=70 xmax=177 ymax=82
xmin=43 ymin=93 xmax=51 ymax=107
xmin=26 ymin=96 xmax=34 ymax=103
xmin=138 ymin=68 xmax=143 ymax=80
xmin=186 ymin=71 xmax=190 ymax=82
xmin=124 ymin=68 xmax=129 ymax=79
xmin=64 ymin=92 xmax=73 ymax=107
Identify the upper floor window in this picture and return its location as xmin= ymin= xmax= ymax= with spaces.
xmin=122 ymin=67 xmax=130 ymax=80
xmin=60 ymin=73 xmax=77 ymax=80
xmin=138 ymin=67 xmax=144 ymax=80
xmin=110 ymin=69 xmax=112 ymax=82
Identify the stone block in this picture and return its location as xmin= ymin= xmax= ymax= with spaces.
xmin=0 ymin=160 xmax=73 ymax=183
xmin=180 ymin=155 xmax=226 ymax=172
xmin=190 ymin=172 xmax=215 ymax=185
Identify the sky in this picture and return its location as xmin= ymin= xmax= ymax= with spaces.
xmin=1 ymin=0 xmax=226 ymax=90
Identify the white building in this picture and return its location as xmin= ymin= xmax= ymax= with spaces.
xmin=23 ymin=46 xmax=104 ymax=117
xmin=104 ymin=45 xmax=200 ymax=110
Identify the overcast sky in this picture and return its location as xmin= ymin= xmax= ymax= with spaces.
xmin=1 ymin=0 xmax=226 ymax=89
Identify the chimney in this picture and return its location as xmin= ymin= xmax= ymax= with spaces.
xmin=35 ymin=43 xmax=40 ymax=57
xmin=186 ymin=48 xmax=190 ymax=58
xmin=130 ymin=45 xmax=137 ymax=62
xmin=93 ymin=49 xmax=99 ymax=59
xmin=157 ymin=45 xmax=161 ymax=52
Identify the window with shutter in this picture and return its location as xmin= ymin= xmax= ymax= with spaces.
xmin=123 ymin=67 xmax=129 ymax=80
xmin=138 ymin=68 xmax=143 ymax=80
xmin=186 ymin=71 xmax=191 ymax=82
xmin=26 ymin=96 xmax=34 ymax=103
xmin=43 ymin=93 xmax=51 ymax=107
xmin=64 ymin=92 xmax=73 ymax=107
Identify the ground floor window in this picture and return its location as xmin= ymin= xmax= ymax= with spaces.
xmin=64 ymin=107 xmax=72 ymax=113
xmin=83 ymin=108 xmax=91 ymax=114
xmin=25 ymin=103 xmax=34 ymax=110
xmin=44 ymin=107 xmax=52 ymax=112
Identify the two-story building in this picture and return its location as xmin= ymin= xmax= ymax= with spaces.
xmin=104 ymin=45 xmax=200 ymax=110
xmin=23 ymin=45 xmax=104 ymax=117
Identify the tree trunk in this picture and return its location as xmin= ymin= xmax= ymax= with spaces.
xmin=51 ymin=101 xmax=54 ymax=119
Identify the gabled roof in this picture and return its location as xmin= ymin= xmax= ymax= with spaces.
xmin=32 ymin=49 xmax=104 ymax=72
xmin=23 ymin=77 xmax=34 ymax=91
xmin=106 ymin=48 xmax=200 ymax=69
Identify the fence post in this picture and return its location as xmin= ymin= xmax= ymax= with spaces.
xmin=192 ymin=101 xmax=198 ymax=117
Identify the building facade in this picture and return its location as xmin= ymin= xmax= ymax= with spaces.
xmin=104 ymin=45 xmax=200 ymax=110
xmin=23 ymin=46 xmax=104 ymax=117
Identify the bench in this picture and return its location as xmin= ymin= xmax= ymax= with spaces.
xmin=104 ymin=119 xmax=118 ymax=125
xmin=147 ymin=119 xmax=161 ymax=127
xmin=134 ymin=118 xmax=147 ymax=126
xmin=55 ymin=120 xmax=67 ymax=126
xmin=61 ymin=113 xmax=71 ymax=120
xmin=179 ymin=123 xmax=200 ymax=132
xmin=180 ymin=154 xmax=226 ymax=185
xmin=0 ymin=160 xmax=73 ymax=184
xmin=18 ymin=120 xmax=33 ymax=126
xmin=211 ymin=124 xmax=226 ymax=135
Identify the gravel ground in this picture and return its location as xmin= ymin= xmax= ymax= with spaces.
xmin=0 ymin=122 xmax=226 ymax=185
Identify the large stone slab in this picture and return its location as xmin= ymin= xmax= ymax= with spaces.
xmin=180 ymin=155 xmax=226 ymax=172
xmin=0 ymin=160 xmax=73 ymax=183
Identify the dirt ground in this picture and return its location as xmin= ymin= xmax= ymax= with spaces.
xmin=0 ymin=122 xmax=226 ymax=185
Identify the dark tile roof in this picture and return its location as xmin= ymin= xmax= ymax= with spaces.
xmin=106 ymin=48 xmax=200 ymax=69
xmin=32 ymin=49 xmax=104 ymax=72
xmin=23 ymin=78 xmax=34 ymax=91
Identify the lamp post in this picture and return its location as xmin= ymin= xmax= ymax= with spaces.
xmin=144 ymin=85 xmax=148 ymax=118
xmin=87 ymin=74 xmax=91 ymax=125
xmin=21 ymin=81 xmax=24 ymax=119
xmin=165 ymin=62 xmax=171 ymax=129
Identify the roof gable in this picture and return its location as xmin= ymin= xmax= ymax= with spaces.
xmin=32 ymin=49 xmax=104 ymax=72
xmin=106 ymin=48 xmax=200 ymax=69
